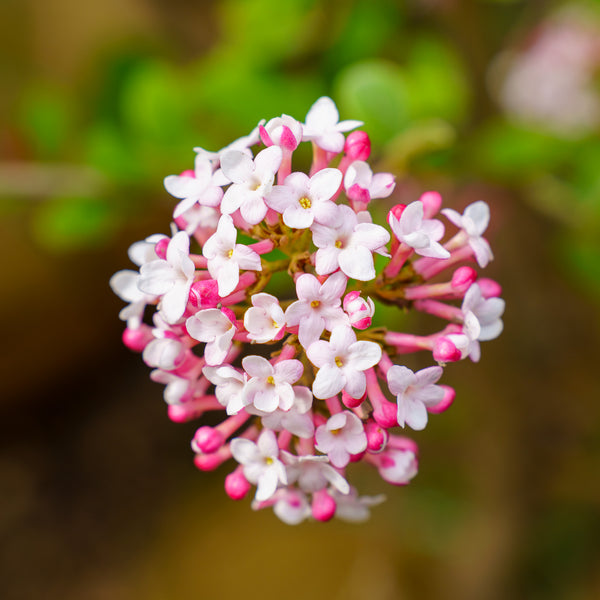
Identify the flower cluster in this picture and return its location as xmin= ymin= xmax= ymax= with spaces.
xmin=111 ymin=97 xmax=504 ymax=524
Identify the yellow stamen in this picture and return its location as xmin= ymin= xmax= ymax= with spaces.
xmin=265 ymin=457 xmax=274 ymax=465
xmin=299 ymin=196 xmax=312 ymax=209
xmin=227 ymin=249 xmax=234 ymax=258
xmin=310 ymin=300 xmax=320 ymax=308
xmin=335 ymin=240 xmax=343 ymax=248
xmin=331 ymin=428 xmax=342 ymax=436
xmin=266 ymin=376 xmax=275 ymax=385
xmin=335 ymin=357 xmax=343 ymax=368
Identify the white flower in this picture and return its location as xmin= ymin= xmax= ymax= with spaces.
xmin=219 ymin=146 xmax=282 ymax=224
xmin=185 ymin=308 xmax=236 ymax=366
xmin=344 ymin=160 xmax=395 ymax=201
xmin=387 ymin=365 xmax=445 ymax=430
xmin=266 ymin=168 xmax=341 ymax=229
xmin=343 ymin=291 xmax=375 ymax=330
xmin=256 ymin=386 xmax=315 ymax=438
xmin=272 ymin=489 xmax=311 ymax=525
xmin=377 ymin=448 xmax=418 ymax=485
xmin=284 ymin=272 xmax=349 ymax=349
xmin=150 ymin=369 xmax=201 ymax=405
xmin=242 ymin=355 xmax=303 ymax=413
xmin=110 ymin=269 xmax=156 ymax=329
xmin=442 ymin=201 xmax=494 ymax=267
xmin=331 ymin=488 xmax=386 ymax=523
xmin=138 ymin=231 xmax=195 ymax=324
xmin=302 ymin=96 xmax=363 ymax=153
xmin=243 ymin=293 xmax=286 ymax=343
xmin=282 ymin=452 xmax=350 ymax=494
xmin=164 ymin=154 xmax=224 ymax=219
xmin=202 ymin=364 xmax=248 ymax=415
xmin=230 ymin=430 xmax=287 ymax=502
xmin=461 ymin=282 xmax=505 ymax=341
xmin=312 ymin=205 xmax=390 ymax=281
xmin=202 ymin=215 xmax=262 ymax=297
xmin=314 ymin=411 xmax=367 ymax=468
xmin=389 ymin=200 xmax=450 ymax=259
xmin=307 ymin=326 xmax=382 ymax=399
xmin=261 ymin=114 xmax=303 ymax=150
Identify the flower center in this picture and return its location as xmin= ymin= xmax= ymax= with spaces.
xmin=299 ymin=196 xmax=312 ymax=210
xmin=265 ymin=457 xmax=274 ymax=465
xmin=310 ymin=300 xmax=320 ymax=308
xmin=334 ymin=356 xmax=343 ymax=368
xmin=266 ymin=376 xmax=275 ymax=385
xmin=335 ymin=239 xmax=343 ymax=249
xmin=271 ymin=319 xmax=279 ymax=329
xmin=331 ymin=427 xmax=342 ymax=436
xmin=227 ymin=249 xmax=234 ymax=258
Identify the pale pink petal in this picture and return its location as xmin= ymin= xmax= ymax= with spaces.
xmin=343 ymin=369 xmax=366 ymax=399
xmin=220 ymin=151 xmax=254 ymax=184
xmin=242 ymin=355 xmax=273 ymax=378
xmin=309 ymin=168 xmax=343 ymax=203
xmin=274 ymin=359 xmax=304 ymax=384
xmin=347 ymin=340 xmax=382 ymax=370
xmin=338 ymin=245 xmax=375 ymax=280
xmin=313 ymin=365 xmax=344 ymax=399
xmin=315 ymin=247 xmax=341 ymax=275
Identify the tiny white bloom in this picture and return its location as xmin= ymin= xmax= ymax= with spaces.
xmin=389 ymin=200 xmax=450 ymax=259
xmin=243 ymin=293 xmax=286 ymax=343
xmin=231 ymin=430 xmax=287 ymax=502
xmin=185 ymin=308 xmax=236 ymax=366
xmin=302 ymin=96 xmax=363 ymax=153
xmin=314 ymin=411 xmax=368 ymax=468
xmin=387 ymin=365 xmax=445 ymax=430
xmin=202 ymin=215 xmax=262 ymax=297
xmin=307 ymin=326 xmax=382 ymax=399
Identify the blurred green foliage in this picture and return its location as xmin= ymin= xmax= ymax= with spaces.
xmin=3 ymin=0 xmax=600 ymax=299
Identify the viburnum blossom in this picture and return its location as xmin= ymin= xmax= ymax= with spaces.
xmin=111 ymin=96 xmax=504 ymax=524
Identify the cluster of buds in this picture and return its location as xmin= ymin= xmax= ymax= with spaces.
xmin=110 ymin=97 xmax=504 ymax=524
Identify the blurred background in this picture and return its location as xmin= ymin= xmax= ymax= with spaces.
xmin=2 ymin=0 xmax=600 ymax=598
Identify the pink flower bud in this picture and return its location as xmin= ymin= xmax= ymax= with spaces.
xmin=154 ymin=238 xmax=169 ymax=260
xmin=365 ymin=420 xmax=389 ymax=453
xmin=189 ymin=280 xmax=220 ymax=309
xmin=194 ymin=450 xmax=228 ymax=471
xmin=168 ymin=403 xmax=203 ymax=423
xmin=346 ymin=183 xmax=370 ymax=205
xmin=259 ymin=124 xmax=273 ymax=147
xmin=387 ymin=203 xmax=406 ymax=226
xmin=344 ymin=130 xmax=371 ymax=161
xmin=122 ymin=325 xmax=153 ymax=352
xmin=193 ymin=426 xmax=225 ymax=454
xmin=419 ymin=191 xmax=442 ymax=218
xmin=343 ymin=291 xmax=375 ymax=330
xmin=377 ymin=448 xmax=418 ymax=486
xmin=433 ymin=337 xmax=463 ymax=363
xmin=225 ymin=468 xmax=251 ymax=500
xmin=427 ymin=385 xmax=455 ymax=414
xmin=451 ymin=266 xmax=478 ymax=292
xmin=341 ymin=389 xmax=366 ymax=409
xmin=312 ymin=489 xmax=336 ymax=522
xmin=478 ymin=278 xmax=502 ymax=298
xmin=372 ymin=397 xmax=398 ymax=429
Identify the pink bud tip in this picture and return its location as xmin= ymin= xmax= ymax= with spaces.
xmin=259 ymin=124 xmax=273 ymax=147
xmin=347 ymin=183 xmax=370 ymax=205
xmin=341 ymin=389 xmax=366 ymax=409
xmin=366 ymin=421 xmax=389 ymax=453
xmin=388 ymin=204 xmax=406 ymax=223
xmin=279 ymin=125 xmax=299 ymax=151
xmin=478 ymin=278 xmax=502 ymax=298
xmin=122 ymin=325 xmax=153 ymax=352
xmin=433 ymin=337 xmax=462 ymax=363
xmin=194 ymin=452 xmax=225 ymax=471
xmin=193 ymin=426 xmax=225 ymax=454
xmin=155 ymin=238 xmax=169 ymax=259
xmin=168 ymin=404 xmax=202 ymax=423
xmin=372 ymin=400 xmax=398 ymax=429
xmin=189 ymin=280 xmax=219 ymax=309
xmin=427 ymin=385 xmax=455 ymax=414
xmin=419 ymin=191 xmax=443 ymax=218
xmin=221 ymin=307 xmax=237 ymax=324
xmin=344 ymin=130 xmax=371 ymax=161
xmin=180 ymin=169 xmax=195 ymax=178
xmin=349 ymin=450 xmax=366 ymax=463
xmin=225 ymin=469 xmax=251 ymax=500
xmin=312 ymin=490 xmax=336 ymax=522
xmin=451 ymin=266 xmax=478 ymax=291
